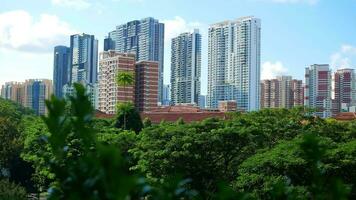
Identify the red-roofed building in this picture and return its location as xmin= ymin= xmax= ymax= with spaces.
xmin=140 ymin=104 xmax=229 ymax=123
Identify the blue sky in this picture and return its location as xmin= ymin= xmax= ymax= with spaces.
xmin=1 ymin=0 xmax=356 ymax=95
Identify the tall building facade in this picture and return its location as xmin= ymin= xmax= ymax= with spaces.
xmin=333 ymin=68 xmax=356 ymax=115
xmin=135 ymin=61 xmax=159 ymax=112
xmin=98 ymin=51 xmax=136 ymax=114
xmin=170 ymin=29 xmax=201 ymax=105
xmin=22 ymin=79 xmax=53 ymax=115
xmin=291 ymin=79 xmax=304 ymax=107
xmin=305 ymin=64 xmax=332 ymax=118
xmin=207 ymin=16 xmax=261 ymax=111
xmin=260 ymin=76 xmax=303 ymax=109
xmin=105 ymin=17 xmax=164 ymax=103
xmin=260 ymin=79 xmax=279 ymax=108
xmin=53 ymin=46 xmax=71 ymax=98
xmin=70 ymin=33 xmax=98 ymax=85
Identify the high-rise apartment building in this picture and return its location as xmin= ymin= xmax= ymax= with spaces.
xmin=135 ymin=61 xmax=159 ymax=112
xmin=70 ymin=33 xmax=98 ymax=85
xmin=260 ymin=79 xmax=280 ymax=108
xmin=291 ymin=79 xmax=304 ymax=107
xmin=59 ymin=33 xmax=98 ymax=108
xmin=207 ymin=16 xmax=261 ymax=111
xmin=105 ymin=17 xmax=164 ymax=103
xmin=170 ymin=29 xmax=201 ymax=105
xmin=53 ymin=46 xmax=71 ymax=98
xmin=333 ymin=68 xmax=356 ymax=115
xmin=260 ymin=76 xmax=303 ymax=109
xmin=22 ymin=79 xmax=53 ymax=115
xmin=305 ymin=64 xmax=332 ymax=118
xmin=98 ymin=51 xmax=136 ymax=114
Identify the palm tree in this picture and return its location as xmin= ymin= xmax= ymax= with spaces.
xmin=116 ymin=70 xmax=134 ymax=129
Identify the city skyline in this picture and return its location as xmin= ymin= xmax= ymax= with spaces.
xmin=1 ymin=0 xmax=356 ymax=95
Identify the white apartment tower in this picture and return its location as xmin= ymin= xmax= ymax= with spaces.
xmin=171 ymin=29 xmax=201 ymax=105
xmin=207 ymin=16 xmax=261 ymax=111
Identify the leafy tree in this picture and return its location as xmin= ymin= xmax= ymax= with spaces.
xmin=0 ymin=179 xmax=27 ymax=200
xmin=115 ymin=102 xmax=143 ymax=133
xmin=0 ymin=98 xmax=36 ymax=192
xmin=42 ymin=83 xmax=203 ymax=199
xmin=234 ymin=134 xmax=351 ymax=199
xmin=143 ymin=117 xmax=152 ymax=128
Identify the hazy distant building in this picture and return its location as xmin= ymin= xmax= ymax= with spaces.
xmin=305 ymin=64 xmax=332 ymax=118
xmin=22 ymin=79 xmax=52 ymax=115
xmin=1 ymin=82 xmax=24 ymax=104
xmin=53 ymin=46 xmax=71 ymax=98
xmin=218 ymin=100 xmax=237 ymax=112
xmin=261 ymin=76 xmax=303 ymax=109
xmin=98 ymin=51 xmax=136 ymax=114
xmin=105 ymin=17 xmax=165 ymax=103
xmin=171 ymin=29 xmax=201 ymax=106
xmin=199 ymin=95 xmax=206 ymax=109
xmin=162 ymin=84 xmax=171 ymax=106
xmin=207 ymin=16 xmax=261 ymax=111
xmin=135 ymin=61 xmax=159 ymax=112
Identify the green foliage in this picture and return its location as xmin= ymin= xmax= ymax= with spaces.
xmin=116 ymin=70 xmax=134 ymax=89
xmin=115 ymin=102 xmax=143 ymax=133
xmin=20 ymin=115 xmax=53 ymax=190
xmin=0 ymin=98 xmax=36 ymax=192
xmin=1 ymin=91 xmax=355 ymax=199
xmin=143 ymin=117 xmax=152 ymax=128
xmin=0 ymin=179 xmax=27 ymax=200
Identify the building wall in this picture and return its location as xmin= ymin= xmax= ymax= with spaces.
xmin=98 ymin=51 xmax=136 ymax=114
xmin=171 ymin=29 xmax=201 ymax=105
xmin=106 ymin=17 xmax=164 ymax=103
xmin=305 ymin=64 xmax=332 ymax=118
xmin=135 ymin=61 xmax=159 ymax=112
xmin=207 ymin=16 xmax=261 ymax=111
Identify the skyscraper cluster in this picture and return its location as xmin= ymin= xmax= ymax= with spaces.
xmin=3 ymin=15 xmax=355 ymax=119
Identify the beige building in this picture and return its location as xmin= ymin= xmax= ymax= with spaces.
xmin=261 ymin=76 xmax=303 ymax=109
xmin=98 ymin=51 xmax=136 ymax=114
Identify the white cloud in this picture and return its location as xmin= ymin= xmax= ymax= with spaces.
xmin=261 ymin=0 xmax=319 ymax=5
xmin=51 ymin=0 xmax=91 ymax=10
xmin=162 ymin=16 xmax=202 ymax=43
xmin=330 ymin=44 xmax=356 ymax=70
xmin=261 ymin=61 xmax=288 ymax=80
xmin=0 ymin=10 xmax=76 ymax=53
